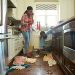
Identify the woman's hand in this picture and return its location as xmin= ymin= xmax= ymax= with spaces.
xmin=29 ymin=19 xmax=34 ymax=25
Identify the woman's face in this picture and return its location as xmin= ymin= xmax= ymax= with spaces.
xmin=27 ymin=10 xmax=33 ymax=16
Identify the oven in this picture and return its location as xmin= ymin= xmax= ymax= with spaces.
xmin=63 ymin=21 xmax=75 ymax=75
xmin=63 ymin=21 xmax=75 ymax=60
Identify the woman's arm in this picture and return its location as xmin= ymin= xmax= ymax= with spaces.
xmin=21 ymin=14 xmax=29 ymax=26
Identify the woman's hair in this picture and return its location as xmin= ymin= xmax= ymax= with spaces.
xmin=24 ymin=6 xmax=33 ymax=14
xmin=24 ymin=10 xmax=34 ymax=15
xmin=24 ymin=10 xmax=27 ymax=14
xmin=27 ymin=6 xmax=33 ymax=10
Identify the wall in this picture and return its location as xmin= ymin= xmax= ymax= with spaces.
xmin=9 ymin=0 xmax=75 ymax=21
xmin=59 ymin=0 xmax=74 ymax=20
xmin=7 ymin=0 xmax=34 ymax=20
xmin=7 ymin=8 xmax=13 ymax=17
xmin=16 ymin=0 xmax=35 ymax=20
xmin=16 ymin=0 xmax=58 ymax=19
xmin=11 ymin=0 xmax=17 ymax=6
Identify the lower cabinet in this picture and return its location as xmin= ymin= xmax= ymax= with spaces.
xmin=8 ymin=35 xmax=23 ymax=61
xmin=30 ymin=31 xmax=40 ymax=49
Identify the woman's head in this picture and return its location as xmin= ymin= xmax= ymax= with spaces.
xmin=27 ymin=6 xmax=33 ymax=10
xmin=26 ymin=6 xmax=33 ymax=16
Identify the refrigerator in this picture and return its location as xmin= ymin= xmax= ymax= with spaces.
xmin=0 ymin=0 xmax=8 ymax=75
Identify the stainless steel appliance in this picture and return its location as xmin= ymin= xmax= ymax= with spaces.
xmin=0 ymin=0 xmax=8 ymax=75
xmin=63 ymin=20 xmax=75 ymax=75
xmin=63 ymin=21 xmax=75 ymax=62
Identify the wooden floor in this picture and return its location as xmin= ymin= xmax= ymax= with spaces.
xmin=8 ymin=56 xmax=64 ymax=75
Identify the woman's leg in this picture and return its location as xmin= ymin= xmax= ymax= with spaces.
xmin=28 ymin=30 xmax=30 ymax=41
xmin=22 ymin=31 xmax=30 ymax=54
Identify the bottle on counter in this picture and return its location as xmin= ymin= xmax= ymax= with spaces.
xmin=37 ymin=21 xmax=38 ymax=30
xmin=38 ymin=21 xmax=40 ymax=30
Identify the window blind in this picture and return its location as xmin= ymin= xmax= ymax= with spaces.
xmin=36 ymin=4 xmax=57 ymax=10
xmin=35 ymin=0 xmax=58 ymax=2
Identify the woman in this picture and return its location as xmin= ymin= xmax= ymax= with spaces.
xmin=21 ymin=6 xmax=34 ymax=55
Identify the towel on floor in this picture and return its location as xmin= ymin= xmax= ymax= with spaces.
xmin=43 ymin=53 xmax=56 ymax=66
xmin=13 ymin=56 xmax=26 ymax=65
xmin=13 ymin=56 xmax=37 ymax=64
xmin=25 ymin=58 xmax=37 ymax=63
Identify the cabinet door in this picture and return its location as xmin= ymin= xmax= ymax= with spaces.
xmin=13 ymin=37 xmax=23 ymax=55
xmin=31 ymin=31 xmax=40 ymax=49
xmin=8 ymin=39 xmax=15 ymax=60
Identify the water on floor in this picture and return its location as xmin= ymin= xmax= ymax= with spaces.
xmin=7 ymin=54 xmax=64 ymax=75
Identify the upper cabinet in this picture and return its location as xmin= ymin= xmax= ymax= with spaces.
xmin=7 ymin=0 xmax=16 ymax=8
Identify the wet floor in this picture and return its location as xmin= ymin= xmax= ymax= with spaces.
xmin=8 ymin=56 xmax=64 ymax=75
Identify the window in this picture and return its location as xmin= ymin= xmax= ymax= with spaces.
xmin=35 ymin=4 xmax=59 ymax=29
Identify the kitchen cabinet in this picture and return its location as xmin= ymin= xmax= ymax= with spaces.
xmin=30 ymin=31 xmax=40 ymax=49
xmin=8 ymin=26 xmax=23 ymax=61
